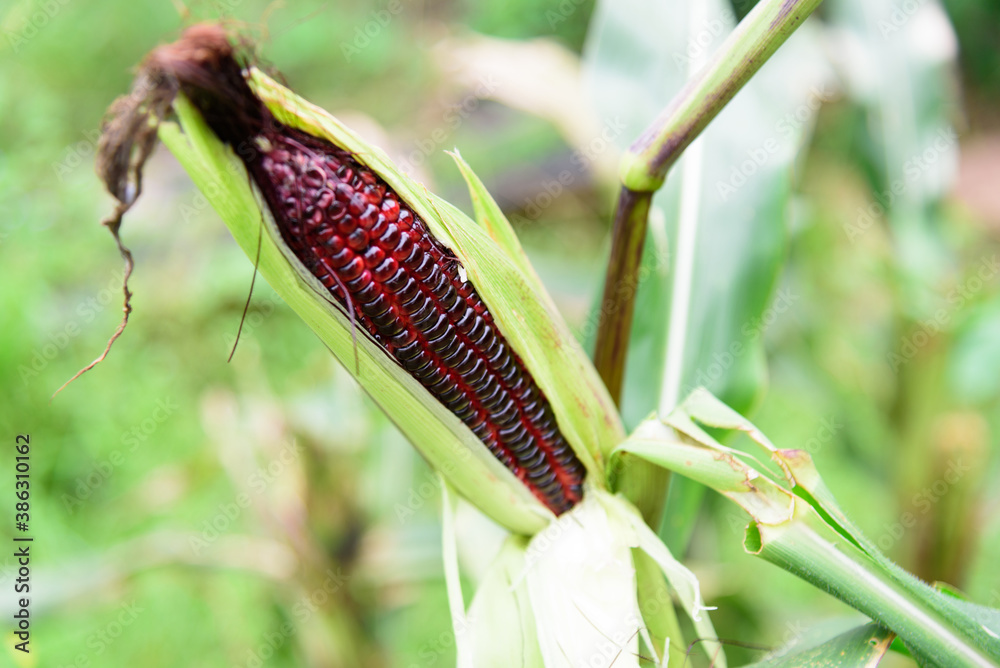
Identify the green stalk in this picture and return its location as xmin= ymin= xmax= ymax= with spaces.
xmin=593 ymin=189 xmax=652 ymax=403
xmin=751 ymin=520 xmax=998 ymax=668
xmin=597 ymin=0 xmax=823 ymax=539
xmin=620 ymin=0 xmax=825 ymax=193
xmin=593 ymin=0 xmax=824 ymax=402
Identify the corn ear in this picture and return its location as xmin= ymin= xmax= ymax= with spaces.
xmin=251 ymin=69 xmax=623 ymax=478
xmin=97 ymin=22 xmax=630 ymax=529
xmin=159 ymin=95 xmax=552 ymax=534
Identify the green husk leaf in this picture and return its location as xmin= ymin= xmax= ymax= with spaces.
xmin=632 ymin=549 xmax=686 ymax=667
xmin=448 ymin=149 xmax=534 ymax=279
xmin=440 ymin=477 xmax=474 ymax=668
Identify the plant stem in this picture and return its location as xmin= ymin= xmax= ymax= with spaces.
xmin=592 ymin=0 xmax=824 ymax=402
xmin=753 ymin=521 xmax=999 ymax=668
xmin=593 ymin=188 xmax=652 ymax=403
xmin=621 ymin=0 xmax=825 ymax=192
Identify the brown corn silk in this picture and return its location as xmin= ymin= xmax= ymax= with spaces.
xmin=142 ymin=26 xmax=585 ymax=514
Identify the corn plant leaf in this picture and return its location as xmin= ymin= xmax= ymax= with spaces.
xmin=618 ymin=416 xmax=794 ymax=527
xmin=251 ymin=69 xmax=623 ymax=478
xmin=663 ymin=389 xmax=1000 ymax=664
xmin=158 ymin=93 xmax=550 ymax=535
xmin=741 ymin=622 xmax=894 ymax=667
xmin=617 ymin=388 xmax=1000 ymax=667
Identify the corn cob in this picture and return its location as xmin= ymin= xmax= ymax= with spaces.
xmin=143 ymin=26 xmax=585 ymax=514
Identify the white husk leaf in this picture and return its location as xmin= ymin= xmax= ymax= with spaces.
xmin=466 ymin=536 xmax=544 ymax=668
xmin=525 ymin=490 xmax=642 ymax=668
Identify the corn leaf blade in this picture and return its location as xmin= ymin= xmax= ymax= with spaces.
xmin=741 ymin=622 xmax=894 ymax=667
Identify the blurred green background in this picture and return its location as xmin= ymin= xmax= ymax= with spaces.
xmin=1 ymin=0 xmax=998 ymax=666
